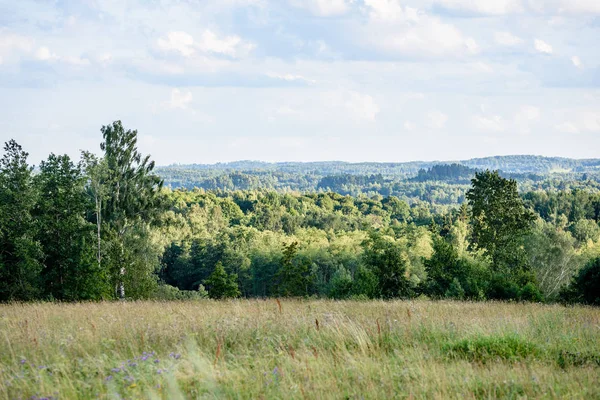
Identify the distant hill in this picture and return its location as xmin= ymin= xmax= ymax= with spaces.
xmin=156 ymin=156 xmax=600 ymax=205
xmin=160 ymin=155 xmax=600 ymax=177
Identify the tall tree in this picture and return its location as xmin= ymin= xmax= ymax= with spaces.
xmin=34 ymin=154 xmax=109 ymax=300
xmin=0 ymin=140 xmax=42 ymax=301
xmin=362 ymin=232 xmax=410 ymax=299
xmin=99 ymin=121 xmax=165 ymax=298
xmin=203 ymin=262 xmax=240 ymax=299
xmin=275 ymin=241 xmax=314 ymax=297
xmin=466 ymin=170 xmax=535 ymax=272
xmin=81 ymin=151 xmax=109 ymax=271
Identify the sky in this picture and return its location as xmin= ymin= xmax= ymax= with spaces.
xmin=0 ymin=0 xmax=599 ymax=166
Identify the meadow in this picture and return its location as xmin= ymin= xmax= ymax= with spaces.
xmin=1 ymin=300 xmax=599 ymax=399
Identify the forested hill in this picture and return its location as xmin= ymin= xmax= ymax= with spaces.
xmin=160 ymin=155 xmax=600 ymax=176
xmin=156 ymin=156 xmax=600 ymax=204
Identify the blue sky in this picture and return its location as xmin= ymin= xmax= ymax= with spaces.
xmin=0 ymin=0 xmax=599 ymax=165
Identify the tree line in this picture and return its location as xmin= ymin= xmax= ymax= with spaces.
xmin=0 ymin=121 xmax=598 ymax=304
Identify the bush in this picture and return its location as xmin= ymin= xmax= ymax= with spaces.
xmin=519 ymin=282 xmax=543 ymax=302
xmin=560 ymin=257 xmax=600 ymax=305
xmin=445 ymin=278 xmax=465 ymax=300
xmin=329 ymin=267 xmax=353 ymax=299
xmin=152 ymin=284 xmax=208 ymax=300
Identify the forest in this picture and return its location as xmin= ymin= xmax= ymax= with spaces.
xmin=1 ymin=121 xmax=599 ymax=305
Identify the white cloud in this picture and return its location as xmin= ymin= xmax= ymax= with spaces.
xmin=432 ymin=0 xmax=523 ymax=15
xmin=534 ymin=39 xmax=553 ymax=54
xmin=97 ymin=53 xmax=113 ymax=66
xmin=556 ymin=122 xmax=580 ymax=134
xmin=289 ymin=0 xmax=350 ymax=16
xmin=345 ymin=91 xmax=380 ymax=121
xmin=157 ymin=30 xmax=254 ymax=58
xmin=404 ymin=121 xmax=416 ymax=131
xmin=157 ymin=31 xmax=195 ymax=57
xmin=571 ymin=56 xmax=582 ymax=68
xmin=364 ymin=0 xmax=415 ymax=21
xmin=363 ymin=0 xmax=477 ymax=57
xmin=166 ymin=88 xmax=193 ymax=110
xmin=197 ymin=30 xmax=255 ymax=58
xmin=494 ymin=31 xmax=523 ymax=46
xmin=35 ymin=46 xmax=57 ymax=61
xmin=556 ymin=111 xmax=600 ymax=134
xmin=275 ymin=105 xmax=301 ymax=116
xmin=0 ymin=32 xmax=34 ymax=62
xmin=429 ymin=0 xmax=600 ymax=15
xmin=514 ymin=105 xmax=540 ymax=134
xmin=34 ymin=46 xmax=89 ymax=66
xmin=472 ymin=114 xmax=504 ymax=132
xmin=267 ymin=73 xmax=316 ymax=84
xmin=427 ymin=111 xmax=448 ymax=129
xmin=549 ymin=0 xmax=600 ymax=14
xmin=62 ymin=55 xmax=91 ymax=66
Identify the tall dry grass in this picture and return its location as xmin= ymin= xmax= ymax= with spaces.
xmin=0 ymin=299 xmax=599 ymax=399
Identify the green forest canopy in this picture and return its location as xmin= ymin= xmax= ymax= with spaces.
xmin=1 ymin=121 xmax=599 ymax=305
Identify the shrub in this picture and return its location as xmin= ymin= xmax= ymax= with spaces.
xmin=560 ymin=257 xmax=600 ymax=305
xmin=152 ymin=283 xmax=208 ymax=300
xmin=519 ymin=282 xmax=543 ymax=302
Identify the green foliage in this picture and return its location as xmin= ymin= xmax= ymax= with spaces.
xmin=203 ymin=263 xmax=241 ymax=299
xmin=467 ymin=170 xmax=536 ymax=273
xmin=445 ymin=278 xmax=466 ymax=299
xmin=276 ymin=242 xmax=314 ymax=297
xmin=2 ymin=126 xmax=600 ymax=304
xmin=362 ymin=232 xmax=410 ymax=298
xmin=519 ymin=282 xmax=543 ymax=302
xmin=351 ymin=265 xmax=379 ymax=299
xmin=422 ymin=234 xmax=489 ymax=300
xmin=525 ymin=220 xmax=581 ymax=299
xmin=34 ymin=154 xmax=110 ymax=300
xmin=152 ymin=283 xmax=208 ymax=300
xmin=99 ymin=121 xmax=165 ymax=298
xmin=328 ymin=267 xmax=353 ymax=299
xmin=0 ymin=140 xmax=42 ymax=301
xmin=561 ymin=257 xmax=600 ymax=305
xmin=445 ymin=335 xmax=541 ymax=363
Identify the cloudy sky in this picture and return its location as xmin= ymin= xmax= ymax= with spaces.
xmin=1 ymin=0 xmax=599 ymax=165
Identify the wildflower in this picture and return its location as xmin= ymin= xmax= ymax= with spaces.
xmin=156 ymin=369 xmax=163 ymax=374
xmin=111 ymin=368 xmax=121 ymax=373
xmin=272 ymin=367 xmax=279 ymax=375
xmin=153 ymin=359 xmax=160 ymax=364
xmin=105 ymin=375 xmax=113 ymax=381
xmin=141 ymin=356 xmax=149 ymax=361
xmin=20 ymin=359 xmax=26 ymax=365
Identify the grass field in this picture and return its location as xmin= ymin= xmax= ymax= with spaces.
xmin=0 ymin=300 xmax=599 ymax=399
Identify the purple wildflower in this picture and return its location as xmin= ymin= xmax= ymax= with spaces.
xmin=111 ymin=368 xmax=121 ymax=373
xmin=153 ymin=359 xmax=160 ymax=364
xmin=105 ymin=375 xmax=113 ymax=381
xmin=20 ymin=359 xmax=26 ymax=364
xmin=156 ymin=369 xmax=163 ymax=374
